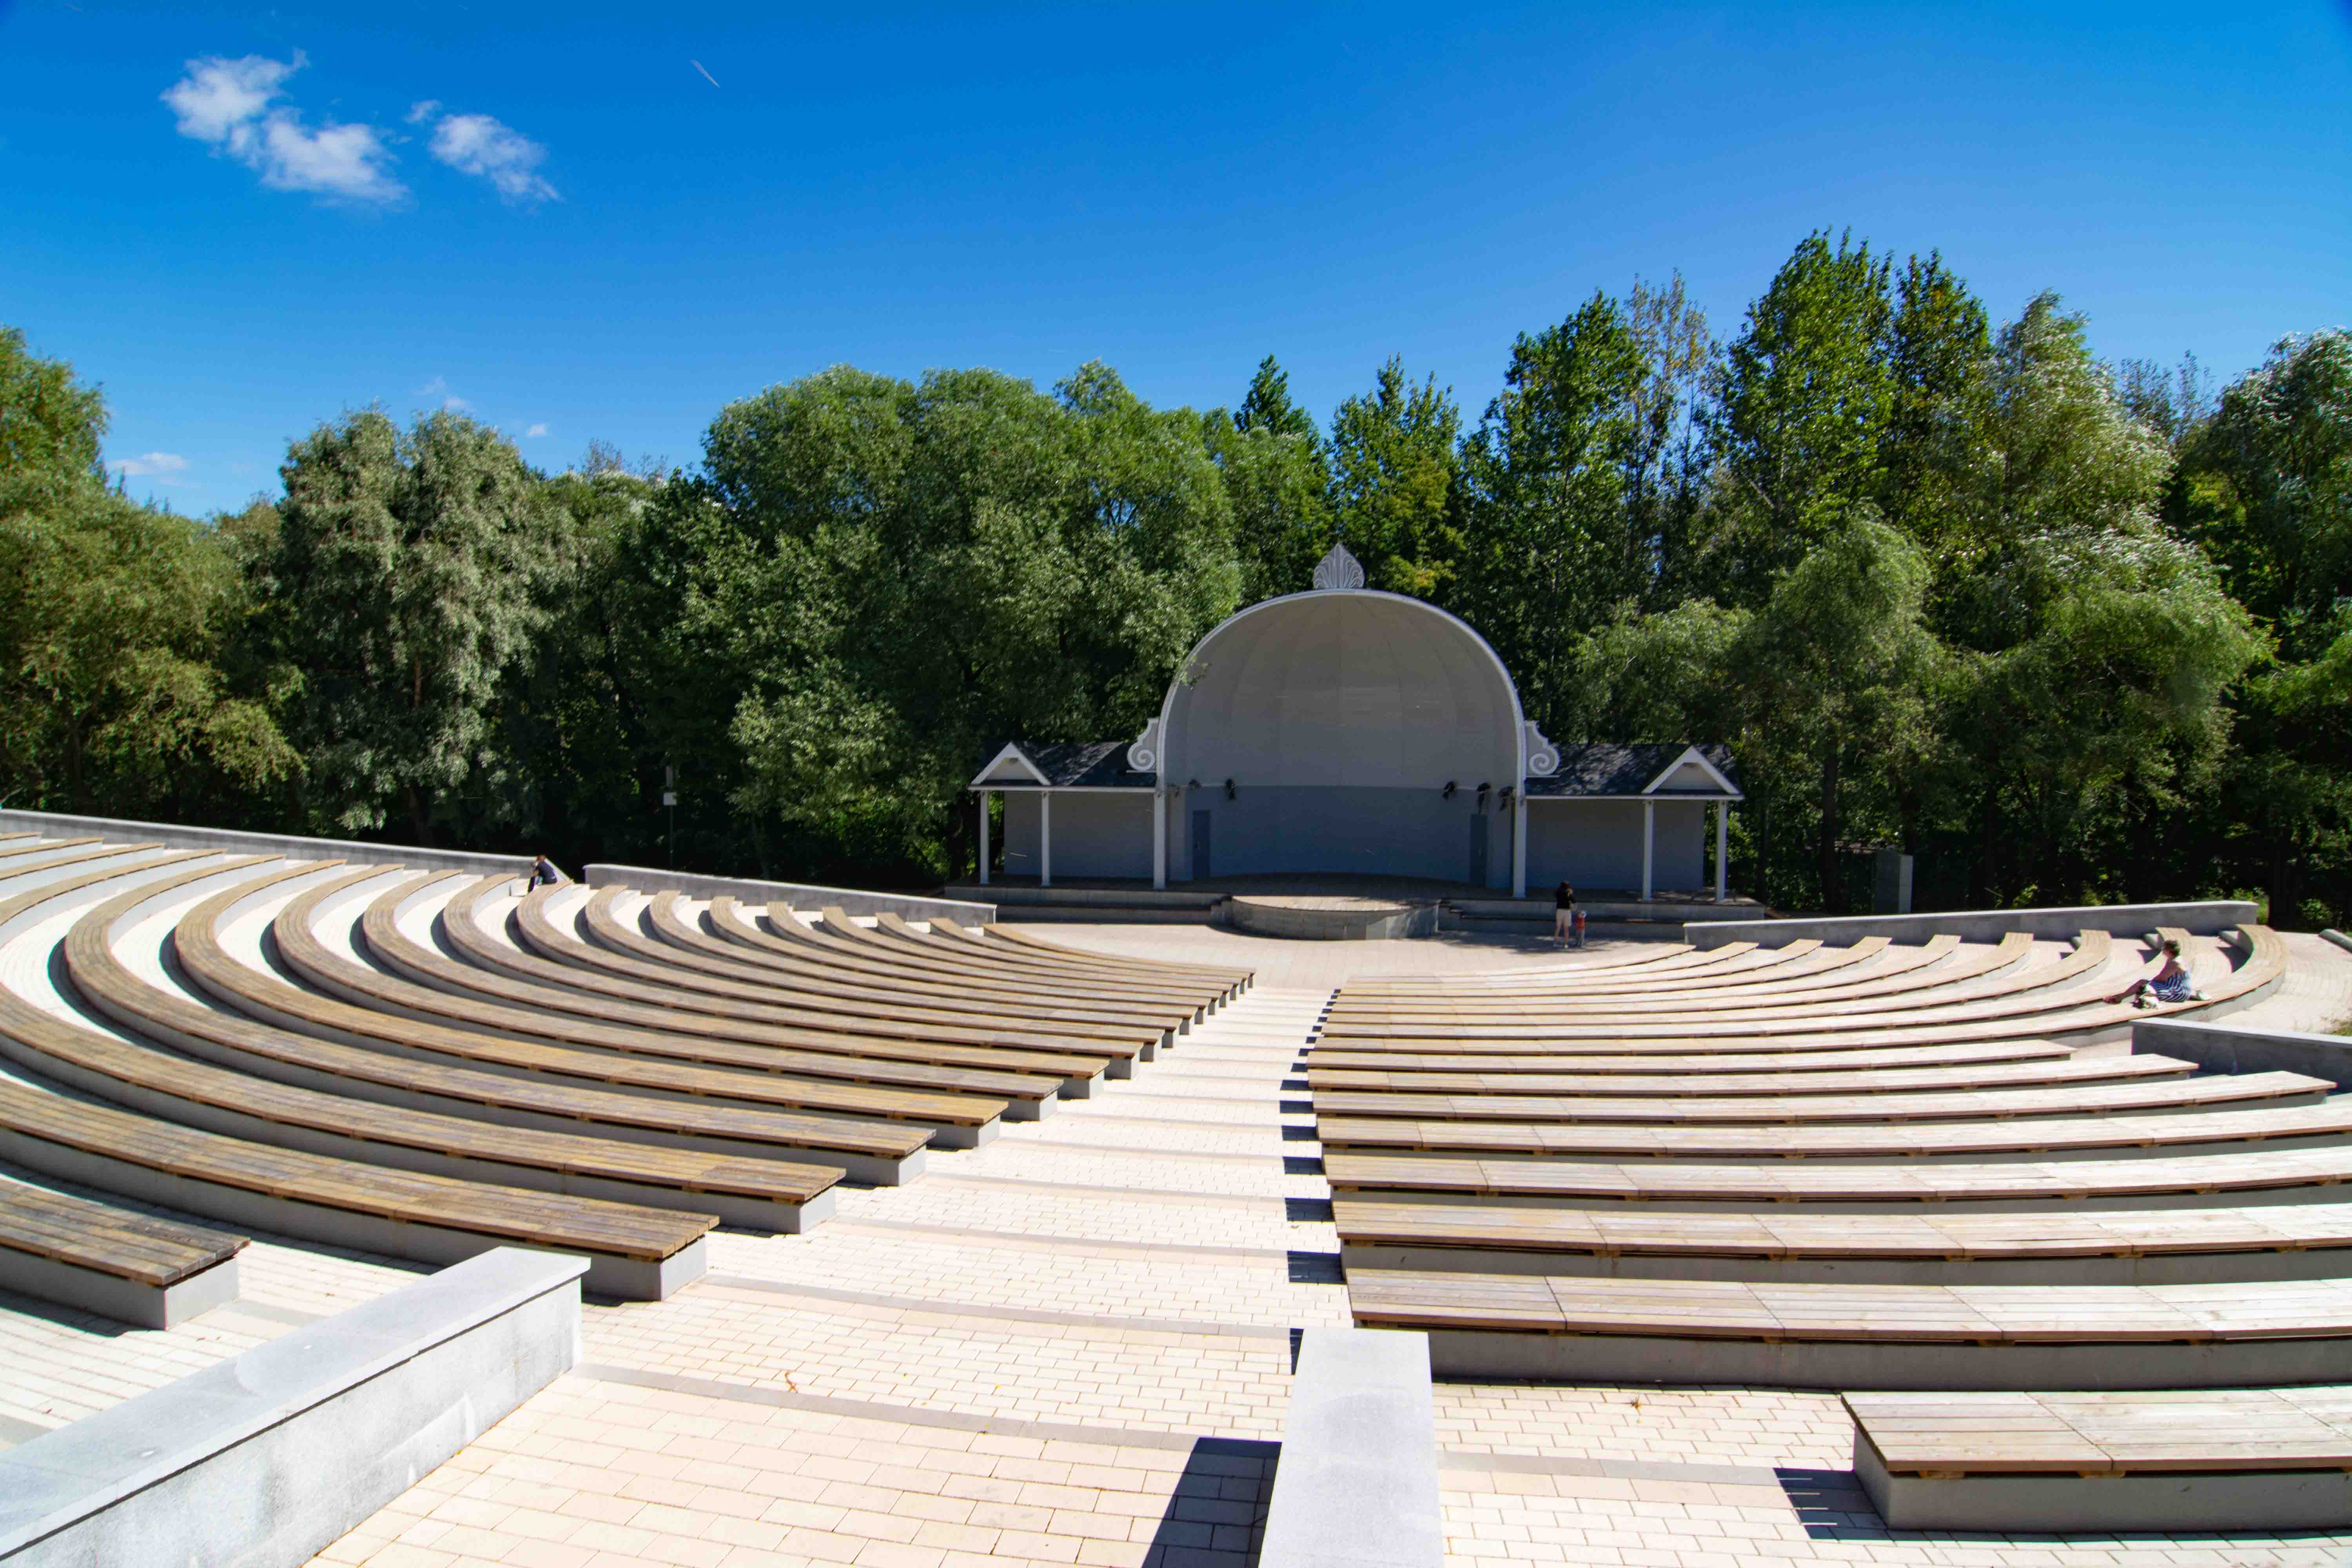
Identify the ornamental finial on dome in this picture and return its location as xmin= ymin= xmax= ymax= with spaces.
xmin=1311 ymin=539 xmax=1366 ymax=591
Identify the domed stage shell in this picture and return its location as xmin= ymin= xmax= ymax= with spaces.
xmin=969 ymin=548 xmax=1740 ymax=902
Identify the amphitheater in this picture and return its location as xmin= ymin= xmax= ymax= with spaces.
xmin=2 ymin=814 xmax=2352 ymax=1566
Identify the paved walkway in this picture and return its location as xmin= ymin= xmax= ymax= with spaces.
xmin=308 ymin=980 xmax=1338 ymax=1568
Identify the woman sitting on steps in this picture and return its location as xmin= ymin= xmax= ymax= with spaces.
xmin=2106 ymin=938 xmax=2196 ymax=1008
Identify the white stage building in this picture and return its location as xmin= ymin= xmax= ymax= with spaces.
xmin=968 ymin=544 xmax=1741 ymax=900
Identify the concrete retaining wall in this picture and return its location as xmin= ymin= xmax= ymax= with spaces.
xmin=0 ymin=1247 xmax=583 ymax=1566
xmin=0 ymin=812 xmax=990 ymax=924
xmin=2135 ymin=1018 xmax=2352 ymax=1087
xmin=1258 ymin=1328 xmax=1443 ymax=1568
xmin=0 ymin=808 xmax=524 ymax=877
xmin=585 ymin=863 xmax=994 ymax=923
xmin=1684 ymin=900 xmax=2260 ymax=949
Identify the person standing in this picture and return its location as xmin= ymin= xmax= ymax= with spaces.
xmin=1553 ymin=881 xmax=1576 ymax=947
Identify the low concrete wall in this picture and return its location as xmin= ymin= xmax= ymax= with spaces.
xmin=1684 ymin=900 xmax=2260 ymax=949
xmin=2136 ymin=1018 xmax=2352 ymax=1087
xmin=1258 ymin=1328 xmax=1443 ymax=1568
xmin=0 ymin=808 xmax=525 ymax=878
xmin=0 ymin=1247 xmax=582 ymax=1566
xmin=586 ymin=863 xmax=994 ymax=923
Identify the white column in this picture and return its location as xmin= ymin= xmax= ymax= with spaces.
xmin=1715 ymin=802 xmax=1729 ymax=902
xmin=1152 ymin=788 xmax=1167 ymax=890
xmin=978 ymin=792 xmax=991 ymax=886
xmin=1641 ymin=799 xmax=1655 ymax=902
xmin=1510 ymin=791 xmax=1528 ymax=898
xmin=1040 ymin=791 xmax=1053 ymax=888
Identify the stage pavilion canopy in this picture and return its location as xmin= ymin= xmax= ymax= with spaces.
xmin=969 ymin=544 xmax=1740 ymax=900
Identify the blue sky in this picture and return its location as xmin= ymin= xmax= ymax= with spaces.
xmin=4 ymin=2 xmax=2348 ymax=514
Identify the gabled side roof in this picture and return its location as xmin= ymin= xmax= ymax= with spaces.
xmin=969 ymin=740 xmax=1157 ymax=789
xmin=1522 ymin=742 xmax=1742 ymax=799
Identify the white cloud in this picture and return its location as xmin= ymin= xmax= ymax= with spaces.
xmin=524 ymin=423 xmax=550 ymax=438
xmin=425 ymin=112 xmax=558 ymax=205
xmin=405 ymin=99 xmax=441 ymax=125
xmin=416 ymin=375 xmax=450 ymax=397
xmin=443 ymin=396 xmax=474 ymax=413
xmin=163 ymin=52 xmax=404 ymax=205
xmin=107 ymin=452 xmax=190 ymax=478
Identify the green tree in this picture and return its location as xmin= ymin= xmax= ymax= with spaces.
xmin=2174 ymin=330 xmax=2352 ymax=924
xmin=1700 ymin=232 xmax=1894 ymax=602
xmin=701 ymin=363 xmax=1238 ymax=882
xmin=1327 ymin=356 xmax=1461 ymax=597
xmin=1455 ymin=292 xmax=1650 ymax=725
xmin=1878 ymin=252 xmax=1998 ymax=572
xmin=1733 ymin=515 xmax=1945 ymax=910
xmin=1208 ymin=356 xmax=1331 ymax=604
xmin=0 ymin=327 xmax=296 ymax=820
xmin=265 ymin=408 xmax=568 ymax=842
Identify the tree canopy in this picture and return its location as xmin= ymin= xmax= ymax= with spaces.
xmin=1 ymin=230 xmax=2341 ymax=923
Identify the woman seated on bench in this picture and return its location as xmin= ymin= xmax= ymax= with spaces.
xmin=2106 ymin=938 xmax=2194 ymax=1008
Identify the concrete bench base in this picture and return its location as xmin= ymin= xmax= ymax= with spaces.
xmin=1420 ymin=1330 xmax=2352 ymax=1390
xmin=1856 ymin=1435 xmax=2352 ymax=1533
xmin=0 ymin=1247 xmax=240 ymax=1329
xmin=0 ymin=1248 xmax=582 ymax=1566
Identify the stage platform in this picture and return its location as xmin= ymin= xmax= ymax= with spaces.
xmin=937 ymin=873 xmax=1767 ymax=933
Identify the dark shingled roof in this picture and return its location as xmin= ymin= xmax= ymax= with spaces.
xmin=1523 ymin=743 xmax=1741 ymax=798
xmin=976 ymin=738 xmax=1737 ymax=795
xmin=978 ymin=740 xmax=1156 ymax=789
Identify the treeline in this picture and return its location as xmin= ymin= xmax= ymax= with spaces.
xmin=0 ymin=231 xmax=2343 ymax=920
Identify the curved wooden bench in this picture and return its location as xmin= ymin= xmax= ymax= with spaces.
xmin=0 ymin=834 xmax=111 ymax=866
xmin=174 ymin=868 xmax=935 ymax=1179
xmin=1312 ymin=944 xmax=2283 ymax=1060
xmin=852 ymin=909 xmax=1223 ymax=1012
xmin=430 ymin=881 xmax=1109 ymax=1085
xmin=1345 ymin=1269 xmax=2352 ymax=1389
xmin=1321 ymin=932 xmax=2123 ymax=1040
xmin=407 ymin=879 xmax=1109 ymax=1090
xmin=1305 ymin=1038 xmax=2080 ymax=1076
xmin=1326 ymin=936 xmax=1898 ymax=1011
xmin=275 ymin=874 xmax=1010 ymax=1133
xmin=644 ymin=895 xmax=1176 ymax=1054
xmin=973 ymin=919 xmax=1252 ymax=990
xmin=0 ymin=1078 xmax=712 ymax=1300
xmin=1846 ymin=1388 xmax=2352 ymax=1532
xmin=0 ymin=857 xmax=714 ymax=1299
xmin=1322 ymin=1146 xmax=2352 ymax=1212
xmin=840 ymin=909 xmax=1247 ymax=1019
xmin=700 ymin=898 xmax=1198 ymax=1027
xmin=572 ymin=887 xmax=1173 ymax=1052
xmin=0 ymin=1178 xmax=245 ymax=1327
xmin=1331 ymin=941 xmax=1735 ymax=989
xmin=1323 ymin=935 xmax=2041 ymax=1018
xmin=51 ymin=859 xmax=841 ymax=1231
xmin=838 ymin=911 xmax=1235 ymax=1018
xmin=933 ymin=918 xmax=1249 ymax=1002
xmin=1332 ymin=1196 xmax=2352 ymax=1285
xmin=1314 ymin=1098 xmax=2352 ymax=1162
xmin=1310 ymin=1070 xmax=2327 ymax=1127
xmin=1305 ymin=1053 xmax=2194 ymax=1100
xmin=417 ymin=883 xmax=1075 ymax=1098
